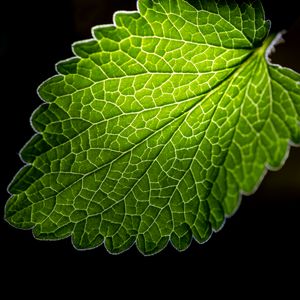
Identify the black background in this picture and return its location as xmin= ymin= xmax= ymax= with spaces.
xmin=1 ymin=0 xmax=300 ymax=292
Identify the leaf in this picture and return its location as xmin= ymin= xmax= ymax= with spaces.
xmin=5 ymin=0 xmax=300 ymax=255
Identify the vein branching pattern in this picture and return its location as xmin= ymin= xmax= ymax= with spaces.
xmin=5 ymin=0 xmax=300 ymax=255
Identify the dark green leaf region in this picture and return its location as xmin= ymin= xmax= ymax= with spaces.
xmin=5 ymin=0 xmax=300 ymax=255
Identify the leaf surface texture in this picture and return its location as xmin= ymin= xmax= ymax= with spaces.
xmin=6 ymin=0 xmax=300 ymax=255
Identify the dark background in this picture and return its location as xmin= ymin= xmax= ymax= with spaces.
xmin=0 ymin=0 xmax=299 ymax=291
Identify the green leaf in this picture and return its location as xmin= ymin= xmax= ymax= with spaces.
xmin=5 ymin=0 xmax=300 ymax=255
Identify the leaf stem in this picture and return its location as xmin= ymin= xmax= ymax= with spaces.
xmin=257 ymin=33 xmax=278 ymax=56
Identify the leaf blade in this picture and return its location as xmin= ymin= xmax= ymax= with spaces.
xmin=5 ymin=0 xmax=300 ymax=255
